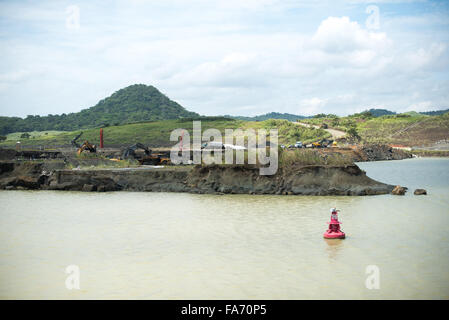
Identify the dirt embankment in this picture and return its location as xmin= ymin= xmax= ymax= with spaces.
xmin=320 ymin=144 xmax=412 ymax=162
xmin=0 ymin=161 xmax=66 ymax=190
xmin=0 ymin=162 xmax=394 ymax=195
xmin=356 ymin=145 xmax=412 ymax=161
xmin=0 ymin=149 xmax=63 ymax=160
xmin=186 ymin=164 xmax=394 ymax=195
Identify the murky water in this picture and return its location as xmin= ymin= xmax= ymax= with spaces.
xmin=0 ymin=158 xmax=448 ymax=299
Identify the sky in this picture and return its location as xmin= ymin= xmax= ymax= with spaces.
xmin=0 ymin=0 xmax=448 ymax=118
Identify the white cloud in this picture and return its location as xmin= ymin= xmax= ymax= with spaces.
xmin=299 ymin=97 xmax=328 ymax=115
xmin=0 ymin=1 xmax=448 ymax=117
xmin=312 ymin=16 xmax=389 ymax=53
xmin=402 ymin=43 xmax=447 ymax=71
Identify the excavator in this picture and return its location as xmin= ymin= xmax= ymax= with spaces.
xmin=312 ymin=139 xmax=334 ymax=148
xmin=71 ymin=132 xmax=97 ymax=155
xmin=121 ymin=143 xmax=171 ymax=165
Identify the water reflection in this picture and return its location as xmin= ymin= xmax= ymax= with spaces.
xmin=324 ymin=239 xmax=345 ymax=260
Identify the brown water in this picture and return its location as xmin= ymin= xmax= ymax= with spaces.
xmin=0 ymin=158 xmax=448 ymax=299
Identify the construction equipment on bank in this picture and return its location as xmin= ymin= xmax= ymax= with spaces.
xmin=121 ymin=143 xmax=171 ymax=165
xmin=310 ymin=139 xmax=334 ymax=148
xmin=311 ymin=141 xmax=322 ymax=148
xmin=71 ymin=132 xmax=97 ymax=155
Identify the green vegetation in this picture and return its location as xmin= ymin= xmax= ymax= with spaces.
xmin=6 ymin=130 xmax=65 ymax=141
xmin=20 ymin=133 xmax=30 ymax=139
xmin=346 ymin=127 xmax=360 ymax=141
xmin=300 ymin=111 xmax=449 ymax=146
xmin=365 ymin=108 xmax=396 ymax=117
xmin=0 ymin=118 xmax=332 ymax=148
xmin=419 ymin=109 xmax=449 ymax=116
xmin=260 ymin=119 xmax=331 ymax=145
xmin=356 ymin=112 xmax=449 ymax=145
xmin=279 ymin=149 xmax=352 ymax=167
xmin=226 ymin=112 xmax=306 ymax=122
xmin=313 ymin=113 xmax=338 ymax=119
xmin=0 ymin=84 xmax=199 ymax=135
xmin=0 ymin=119 xmax=240 ymax=148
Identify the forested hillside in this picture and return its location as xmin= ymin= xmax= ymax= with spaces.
xmin=227 ymin=112 xmax=306 ymax=122
xmin=0 ymin=84 xmax=199 ymax=134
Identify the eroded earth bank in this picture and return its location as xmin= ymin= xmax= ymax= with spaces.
xmin=0 ymin=161 xmax=394 ymax=196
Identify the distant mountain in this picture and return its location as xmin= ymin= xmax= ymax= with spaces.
xmin=226 ymin=112 xmax=307 ymax=122
xmin=363 ymin=108 xmax=449 ymax=117
xmin=419 ymin=109 xmax=449 ymax=116
xmin=0 ymin=84 xmax=199 ymax=135
xmin=364 ymin=108 xmax=397 ymax=117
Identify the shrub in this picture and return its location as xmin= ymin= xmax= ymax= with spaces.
xmin=279 ymin=149 xmax=353 ymax=167
xmin=20 ymin=133 xmax=30 ymax=139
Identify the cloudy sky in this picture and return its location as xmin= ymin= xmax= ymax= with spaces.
xmin=0 ymin=0 xmax=448 ymax=118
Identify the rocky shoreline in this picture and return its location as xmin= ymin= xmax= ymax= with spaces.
xmin=0 ymin=161 xmax=395 ymax=196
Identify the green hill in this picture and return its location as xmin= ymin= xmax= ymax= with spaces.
xmin=0 ymin=84 xmax=199 ymax=135
xmin=301 ymin=111 xmax=449 ymax=147
xmin=226 ymin=112 xmax=307 ymax=122
xmin=365 ymin=108 xmax=396 ymax=117
xmin=419 ymin=109 xmax=449 ymax=116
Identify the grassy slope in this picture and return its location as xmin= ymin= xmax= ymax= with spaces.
xmin=0 ymin=119 xmax=331 ymax=148
xmin=301 ymin=113 xmax=449 ymax=146
xmin=6 ymin=130 xmax=66 ymax=140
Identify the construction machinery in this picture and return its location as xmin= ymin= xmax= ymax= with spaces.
xmin=321 ymin=139 xmax=334 ymax=147
xmin=71 ymin=132 xmax=97 ymax=155
xmin=311 ymin=141 xmax=322 ymax=148
xmin=122 ymin=143 xmax=171 ymax=165
xmin=311 ymin=139 xmax=334 ymax=148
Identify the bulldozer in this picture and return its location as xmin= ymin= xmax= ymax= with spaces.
xmin=121 ymin=143 xmax=171 ymax=165
xmin=71 ymin=132 xmax=97 ymax=155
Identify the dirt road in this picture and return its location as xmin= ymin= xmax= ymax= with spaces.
xmin=295 ymin=122 xmax=346 ymax=139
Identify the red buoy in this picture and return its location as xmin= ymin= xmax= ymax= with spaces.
xmin=323 ymin=208 xmax=345 ymax=239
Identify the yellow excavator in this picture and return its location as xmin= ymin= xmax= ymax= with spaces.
xmin=312 ymin=139 xmax=334 ymax=148
xmin=312 ymin=141 xmax=322 ymax=148
xmin=71 ymin=132 xmax=97 ymax=155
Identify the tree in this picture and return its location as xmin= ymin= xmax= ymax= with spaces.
xmin=347 ymin=127 xmax=360 ymax=141
xmin=20 ymin=133 xmax=31 ymax=139
xmin=0 ymin=135 xmax=6 ymax=141
xmin=331 ymin=118 xmax=340 ymax=127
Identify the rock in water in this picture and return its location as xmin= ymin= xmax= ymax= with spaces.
xmin=414 ymin=189 xmax=427 ymax=195
xmin=391 ymin=185 xmax=407 ymax=195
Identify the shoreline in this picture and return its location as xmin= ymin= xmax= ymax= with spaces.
xmin=0 ymin=161 xmax=395 ymax=196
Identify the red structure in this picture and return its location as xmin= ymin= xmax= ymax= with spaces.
xmin=323 ymin=208 xmax=345 ymax=239
xmin=180 ymin=130 xmax=184 ymax=152
xmin=100 ymin=128 xmax=104 ymax=149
